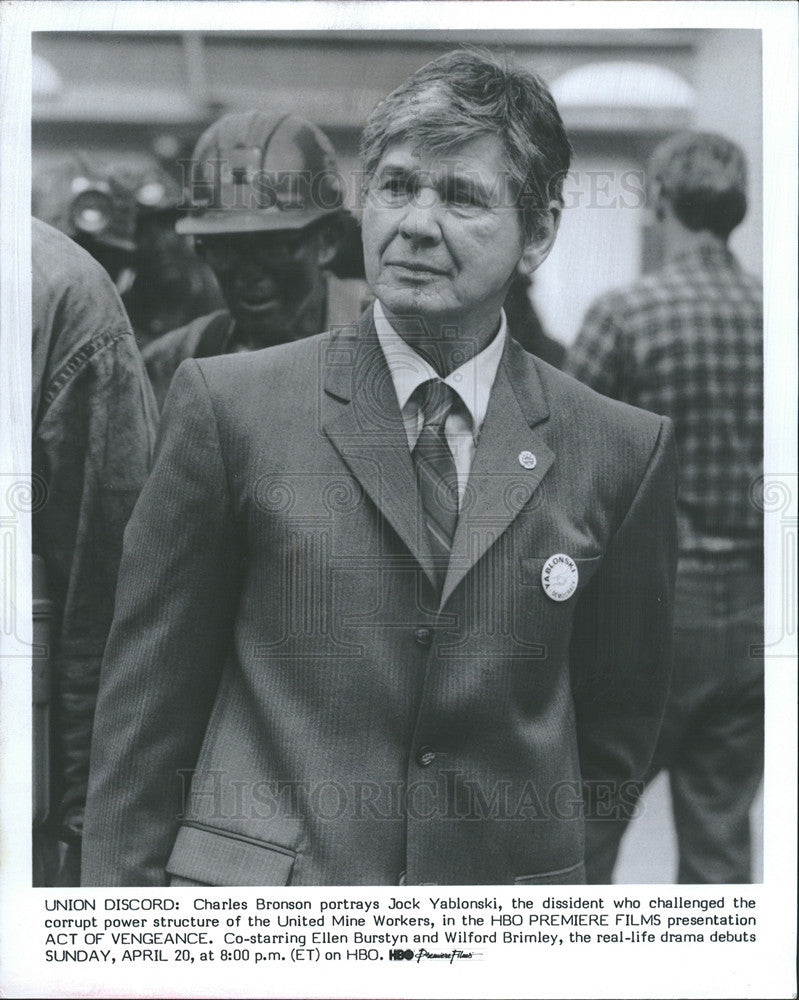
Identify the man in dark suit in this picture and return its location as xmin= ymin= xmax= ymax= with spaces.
xmin=83 ymin=50 xmax=677 ymax=887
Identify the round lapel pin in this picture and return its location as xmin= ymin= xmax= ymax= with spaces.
xmin=541 ymin=553 xmax=579 ymax=602
xmin=518 ymin=450 xmax=537 ymax=470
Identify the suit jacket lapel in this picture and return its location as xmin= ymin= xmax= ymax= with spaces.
xmin=322 ymin=309 xmax=437 ymax=584
xmin=440 ymin=336 xmax=555 ymax=606
xmin=323 ymin=314 xmax=555 ymax=602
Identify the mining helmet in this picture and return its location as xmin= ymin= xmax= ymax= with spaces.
xmin=70 ymin=165 xmax=182 ymax=249
xmin=33 ymin=155 xmax=182 ymax=252
xmin=176 ymin=111 xmax=344 ymax=235
xmin=67 ymin=174 xmax=138 ymax=251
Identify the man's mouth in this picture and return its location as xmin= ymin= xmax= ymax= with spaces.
xmin=386 ymin=261 xmax=449 ymax=276
xmin=234 ymin=280 xmax=282 ymax=312
xmin=234 ymin=294 xmax=281 ymax=316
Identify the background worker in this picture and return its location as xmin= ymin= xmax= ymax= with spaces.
xmin=503 ymin=267 xmax=566 ymax=368
xmin=566 ymin=131 xmax=763 ymax=883
xmin=32 ymin=154 xmax=223 ymax=349
xmin=143 ymin=110 xmax=361 ymax=409
xmin=32 ymin=217 xmax=157 ymax=885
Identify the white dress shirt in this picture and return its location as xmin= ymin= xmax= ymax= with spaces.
xmin=373 ymin=299 xmax=507 ymax=504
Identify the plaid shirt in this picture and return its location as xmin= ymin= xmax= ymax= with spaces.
xmin=565 ymin=243 xmax=762 ymax=557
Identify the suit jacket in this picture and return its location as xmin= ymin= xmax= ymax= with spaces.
xmin=82 ymin=307 xmax=677 ymax=887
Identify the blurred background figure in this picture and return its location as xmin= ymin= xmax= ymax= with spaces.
xmin=566 ymin=131 xmax=763 ymax=884
xmin=32 ymin=154 xmax=224 ymax=350
xmin=32 ymin=217 xmax=157 ymax=886
xmin=503 ymin=267 xmax=566 ymax=368
xmin=143 ymin=111 xmax=362 ymax=410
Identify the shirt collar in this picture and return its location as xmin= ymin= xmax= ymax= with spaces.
xmin=373 ymin=299 xmax=506 ymax=438
xmin=670 ymin=240 xmax=736 ymax=270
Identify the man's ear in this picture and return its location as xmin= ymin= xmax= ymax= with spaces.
xmin=518 ymin=208 xmax=560 ymax=276
xmin=647 ymin=180 xmax=670 ymax=224
xmin=314 ymin=221 xmax=341 ymax=268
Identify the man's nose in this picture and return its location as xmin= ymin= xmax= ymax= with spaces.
xmin=235 ymin=257 xmax=275 ymax=282
xmin=397 ymin=188 xmax=443 ymax=243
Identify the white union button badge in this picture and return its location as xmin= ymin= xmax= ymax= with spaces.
xmin=541 ymin=553 xmax=579 ymax=602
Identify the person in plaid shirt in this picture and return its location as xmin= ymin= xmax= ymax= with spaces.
xmin=566 ymin=131 xmax=763 ymax=883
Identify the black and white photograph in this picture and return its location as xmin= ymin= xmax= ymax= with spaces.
xmin=1 ymin=3 xmax=796 ymax=998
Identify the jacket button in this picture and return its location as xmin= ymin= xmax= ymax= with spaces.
xmin=414 ymin=627 xmax=433 ymax=647
xmin=416 ymin=746 xmax=436 ymax=767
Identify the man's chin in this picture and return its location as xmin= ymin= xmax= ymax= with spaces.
xmin=231 ymin=310 xmax=288 ymax=347
xmin=375 ymin=286 xmax=452 ymax=322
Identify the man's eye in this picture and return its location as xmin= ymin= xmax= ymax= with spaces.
xmin=380 ymin=177 xmax=409 ymax=196
xmin=448 ymin=185 xmax=482 ymax=208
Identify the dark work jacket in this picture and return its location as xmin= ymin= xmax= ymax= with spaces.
xmin=142 ymin=276 xmax=368 ymax=411
xmin=32 ymin=218 xmax=157 ymax=842
xmin=503 ymin=274 xmax=566 ymax=369
xmin=143 ymin=310 xmax=233 ymax=412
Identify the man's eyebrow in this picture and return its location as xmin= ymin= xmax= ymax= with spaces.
xmin=377 ymin=163 xmax=489 ymax=186
xmin=372 ymin=163 xmax=502 ymax=203
xmin=374 ymin=163 xmax=413 ymax=177
xmin=440 ymin=170 xmax=498 ymax=201
xmin=444 ymin=171 xmax=488 ymax=191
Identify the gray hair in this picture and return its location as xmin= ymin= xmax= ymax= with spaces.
xmin=360 ymin=49 xmax=572 ymax=239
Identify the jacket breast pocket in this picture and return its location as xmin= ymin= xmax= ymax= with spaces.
xmin=166 ymin=823 xmax=296 ymax=887
xmin=504 ymin=554 xmax=604 ymax=659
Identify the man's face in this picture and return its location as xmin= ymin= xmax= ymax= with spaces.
xmin=362 ymin=135 xmax=530 ymax=334
xmin=195 ymin=226 xmax=331 ymax=346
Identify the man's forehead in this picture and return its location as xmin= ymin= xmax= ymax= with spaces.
xmin=374 ymin=135 xmax=511 ymax=179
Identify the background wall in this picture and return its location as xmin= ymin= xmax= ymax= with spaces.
xmin=692 ymin=30 xmax=762 ymax=278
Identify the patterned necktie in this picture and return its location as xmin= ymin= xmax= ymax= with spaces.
xmin=411 ymin=378 xmax=460 ymax=590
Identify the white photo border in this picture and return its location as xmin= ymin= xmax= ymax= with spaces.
xmin=1 ymin=3 xmax=796 ymax=998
